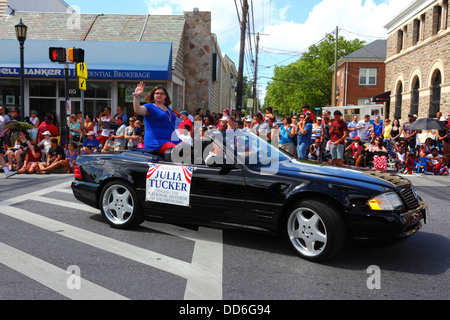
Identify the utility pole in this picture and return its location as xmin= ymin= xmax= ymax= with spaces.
xmin=333 ymin=26 xmax=338 ymax=106
xmin=252 ymin=32 xmax=260 ymax=116
xmin=236 ymin=0 xmax=248 ymax=112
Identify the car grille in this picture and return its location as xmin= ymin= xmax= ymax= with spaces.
xmin=400 ymin=185 xmax=420 ymax=210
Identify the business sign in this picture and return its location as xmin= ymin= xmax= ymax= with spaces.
xmin=146 ymin=163 xmax=195 ymax=207
xmin=0 ymin=67 xmax=169 ymax=80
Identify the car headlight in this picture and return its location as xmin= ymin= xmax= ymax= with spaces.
xmin=368 ymin=192 xmax=404 ymax=211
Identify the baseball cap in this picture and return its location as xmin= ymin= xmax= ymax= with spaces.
xmin=354 ymin=136 xmax=361 ymax=141
xmin=43 ymin=131 xmax=51 ymax=136
xmin=179 ymin=110 xmax=188 ymax=115
xmin=87 ymin=131 xmax=95 ymax=136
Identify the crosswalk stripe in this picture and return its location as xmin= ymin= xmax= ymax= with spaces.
xmin=0 ymin=178 xmax=224 ymax=300
xmin=0 ymin=205 xmax=192 ymax=279
xmin=0 ymin=242 xmax=129 ymax=300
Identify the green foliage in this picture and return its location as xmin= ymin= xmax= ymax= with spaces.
xmin=264 ymin=33 xmax=365 ymax=115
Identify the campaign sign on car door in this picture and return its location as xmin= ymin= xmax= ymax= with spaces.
xmin=146 ymin=163 xmax=195 ymax=207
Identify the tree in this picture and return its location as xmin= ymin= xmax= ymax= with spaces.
xmin=264 ymin=33 xmax=365 ymax=115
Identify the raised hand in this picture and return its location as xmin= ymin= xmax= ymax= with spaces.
xmin=134 ymin=81 xmax=145 ymax=96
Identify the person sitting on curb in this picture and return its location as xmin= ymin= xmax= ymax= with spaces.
xmin=37 ymin=138 xmax=65 ymax=174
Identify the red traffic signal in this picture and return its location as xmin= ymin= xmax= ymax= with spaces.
xmin=68 ymin=47 xmax=85 ymax=63
xmin=49 ymin=47 xmax=67 ymax=63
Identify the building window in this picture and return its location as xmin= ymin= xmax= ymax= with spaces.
xmin=359 ymin=68 xmax=377 ymax=86
xmin=413 ymin=19 xmax=421 ymax=45
xmin=410 ymin=78 xmax=420 ymax=116
xmin=29 ymin=80 xmax=57 ymax=120
xmin=118 ymin=82 xmax=160 ymax=116
xmin=430 ymin=70 xmax=441 ymax=117
xmin=397 ymin=29 xmax=404 ymax=53
xmin=433 ymin=5 xmax=442 ymax=35
xmin=0 ymin=79 xmax=20 ymax=113
xmin=394 ymin=82 xmax=402 ymax=119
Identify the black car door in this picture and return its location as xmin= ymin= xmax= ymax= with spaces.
xmin=143 ymin=161 xmax=246 ymax=224
xmin=188 ymin=163 xmax=246 ymax=223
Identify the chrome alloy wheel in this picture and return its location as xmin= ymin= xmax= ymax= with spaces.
xmin=287 ymin=207 xmax=328 ymax=258
xmin=101 ymin=183 xmax=135 ymax=226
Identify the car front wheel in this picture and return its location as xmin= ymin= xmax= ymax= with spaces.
xmin=99 ymin=180 xmax=144 ymax=229
xmin=286 ymin=200 xmax=346 ymax=262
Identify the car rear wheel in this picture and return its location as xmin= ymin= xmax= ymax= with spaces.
xmin=99 ymin=180 xmax=144 ymax=229
xmin=286 ymin=200 xmax=346 ymax=262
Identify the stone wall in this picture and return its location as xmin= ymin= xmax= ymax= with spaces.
xmin=386 ymin=0 xmax=450 ymax=120
xmin=183 ymin=10 xmax=212 ymax=114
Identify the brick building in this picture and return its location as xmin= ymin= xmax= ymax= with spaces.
xmin=333 ymin=40 xmax=387 ymax=109
xmin=385 ymin=0 xmax=450 ymax=120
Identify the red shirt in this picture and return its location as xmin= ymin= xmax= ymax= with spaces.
xmin=303 ymin=109 xmax=315 ymax=122
xmin=178 ymin=118 xmax=193 ymax=134
xmin=27 ymin=149 xmax=42 ymax=163
xmin=330 ymin=120 xmax=348 ymax=144
xmin=37 ymin=122 xmax=59 ymax=141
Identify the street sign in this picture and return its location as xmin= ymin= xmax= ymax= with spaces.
xmin=49 ymin=47 xmax=67 ymax=63
xmin=68 ymin=48 xmax=85 ymax=63
xmin=78 ymin=78 xmax=86 ymax=91
xmin=76 ymin=62 xmax=88 ymax=79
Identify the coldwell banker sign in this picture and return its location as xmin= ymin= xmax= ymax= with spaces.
xmin=0 ymin=39 xmax=172 ymax=80
xmin=0 ymin=67 xmax=156 ymax=80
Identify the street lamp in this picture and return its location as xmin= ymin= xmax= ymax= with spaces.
xmin=15 ymin=18 xmax=27 ymax=121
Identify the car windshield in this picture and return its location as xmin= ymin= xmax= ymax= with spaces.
xmin=205 ymin=129 xmax=292 ymax=172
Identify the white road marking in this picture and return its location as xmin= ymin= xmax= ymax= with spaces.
xmin=0 ymin=242 xmax=129 ymax=300
xmin=0 ymin=180 xmax=223 ymax=300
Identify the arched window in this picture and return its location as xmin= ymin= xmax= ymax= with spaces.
xmin=411 ymin=77 xmax=420 ymax=115
xmin=394 ymin=82 xmax=403 ymax=119
xmin=430 ymin=70 xmax=441 ymax=117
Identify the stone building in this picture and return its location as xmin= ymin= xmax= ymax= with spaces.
xmin=0 ymin=6 xmax=237 ymax=123
xmin=385 ymin=0 xmax=450 ymax=120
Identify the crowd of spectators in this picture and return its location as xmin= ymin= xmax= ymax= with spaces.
xmin=1 ymin=102 xmax=450 ymax=178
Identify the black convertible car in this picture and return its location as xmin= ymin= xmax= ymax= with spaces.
xmin=71 ymin=130 xmax=427 ymax=262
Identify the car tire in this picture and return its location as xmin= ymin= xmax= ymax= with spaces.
xmin=99 ymin=180 xmax=144 ymax=229
xmin=286 ymin=200 xmax=346 ymax=262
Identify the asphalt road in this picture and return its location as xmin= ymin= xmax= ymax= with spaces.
xmin=0 ymin=173 xmax=448 ymax=304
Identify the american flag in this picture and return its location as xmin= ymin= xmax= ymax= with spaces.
xmin=147 ymin=163 xmax=161 ymax=179
xmin=181 ymin=166 xmax=194 ymax=184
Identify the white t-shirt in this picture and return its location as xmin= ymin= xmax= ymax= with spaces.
xmin=0 ymin=114 xmax=10 ymax=137
xmin=427 ymin=154 xmax=443 ymax=166
xmin=357 ymin=120 xmax=371 ymax=140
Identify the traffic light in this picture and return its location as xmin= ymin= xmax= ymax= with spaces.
xmin=49 ymin=47 xmax=67 ymax=63
xmin=68 ymin=47 xmax=85 ymax=63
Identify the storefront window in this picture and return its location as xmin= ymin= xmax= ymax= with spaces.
xmin=29 ymin=80 xmax=57 ymax=120
xmin=0 ymin=79 xmax=20 ymax=113
xmin=58 ymin=80 xmax=112 ymax=118
xmin=30 ymin=80 xmax=57 ymax=97
xmin=118 ymin=82 xmax=160 ymax=117
xmin=29 ymin=98 xmax=57 ymax=121
xmin=58 ymin=80 xmax=111 ymax=99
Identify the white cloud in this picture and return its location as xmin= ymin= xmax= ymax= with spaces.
xmin=259 ymin=0 xmax=415 ymax=55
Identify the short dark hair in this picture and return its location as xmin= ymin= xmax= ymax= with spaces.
xmin=334 ymin=110 xmax=342 ymax=116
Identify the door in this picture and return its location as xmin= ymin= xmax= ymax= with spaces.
xmin=143 ymin=162 xmax=246 ymax=224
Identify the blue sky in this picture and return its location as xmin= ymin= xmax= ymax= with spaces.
xmin=67 ymin=0 xmax=413 ymax=102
